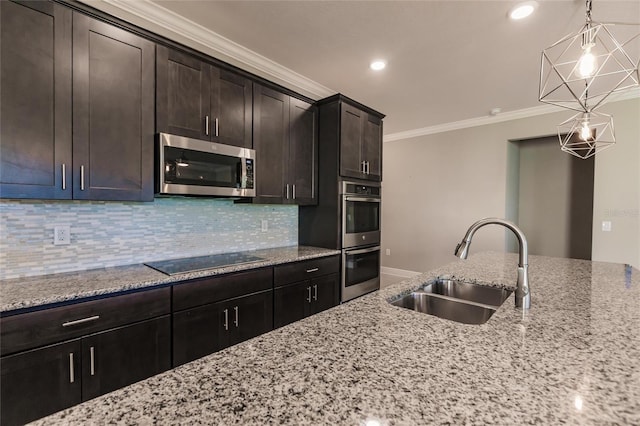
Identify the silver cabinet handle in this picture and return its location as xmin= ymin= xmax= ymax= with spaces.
xmin=313 ymin=284 xmax=318 ymax=301
xmin=80 ymin=165 xmax=85 ymax=190
xmin=366 ymin=161 xmax=370 ymax=174
xmin=292 ymin=184 xmax=296 ymax=200
xmin=233 ymin=306 xmax=239 ymax=328
xmin=215 ymin=118 xmax=219 ymax=137
xmin=223 ymin=308 xmax=229 ymax=330
xmin=69 ymin=353 xmax=75 ymax=383
xmin=62 ymin=315 xmax=100 ymax=327
xmin=90 ymin=346 xmax=95 ymax=376
xmin=285 ymin=184 xmax=290 ymax=200
xmin=306 ymin=268 xmax=319 ymax=273
xmin=307 ymin=286 xmax=312 ymax=303
xmin=62 ymin=164 xmax=67 ymax=190
xmin=205 ymin=115 xmax=210 ymax=136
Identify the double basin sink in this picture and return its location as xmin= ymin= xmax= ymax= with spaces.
xmin=389 ymin=278 xmax=512 ymax=325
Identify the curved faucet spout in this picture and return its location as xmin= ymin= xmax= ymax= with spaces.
xmin=454 ymin=218 xmax=531 ymax=309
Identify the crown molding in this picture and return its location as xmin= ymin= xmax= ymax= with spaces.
xmin=89 ymin=0 xmax=334 ymax=100
xmin=384 ymin=87 xmax=640 ymax=143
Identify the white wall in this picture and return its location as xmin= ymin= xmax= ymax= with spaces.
xmin=381 ymin=98 xmax=640 ymax=272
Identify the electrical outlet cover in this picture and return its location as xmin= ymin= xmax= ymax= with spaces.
xmin=54 ymin=226 xmax=71 ymax=245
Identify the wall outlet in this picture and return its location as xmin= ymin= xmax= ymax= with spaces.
xmin=385 ymin=248 xmax=391 ymax=256
xmin=54 ymin=225 xmax=71 ymax=245
xmin=261 ymin=220 xmax=268 ymax=232
xmin=602 ymin=221 xmax=612 ymax=232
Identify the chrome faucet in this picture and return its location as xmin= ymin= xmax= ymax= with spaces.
xmin=454 ymin=218 xmax=531 ymax=309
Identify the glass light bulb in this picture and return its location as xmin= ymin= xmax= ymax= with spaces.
xmin=580 ymin=121 xmax=592 ymax=141
xmin=576 ymin=47 xmax=597 ymax=78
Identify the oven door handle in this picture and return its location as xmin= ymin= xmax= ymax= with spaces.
xmin=344 ymin=196 xmax=380 ymax=203
xmin=344 ymin=246 xmax=380 ymax=255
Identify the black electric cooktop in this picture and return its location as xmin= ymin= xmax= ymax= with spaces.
xmin=145 ymin=252 xmax=264 ymax=275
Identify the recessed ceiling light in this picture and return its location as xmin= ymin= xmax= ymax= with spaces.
xmin=370 ymin=60 xmax=386 ymax=71
xmin=509 ymin=1 xmax=538 ymax=20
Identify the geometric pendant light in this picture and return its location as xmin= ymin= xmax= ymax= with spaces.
xmin=557 ymin=111 xmax=615 ymax=159
xmin=539 ymin=0 xmax=640 ymax=158
xmin=539 ymin=2 xmax=640 ymax=112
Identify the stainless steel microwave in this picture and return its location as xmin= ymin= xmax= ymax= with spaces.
xmin=156 ymin=133 xmax=255 ymax=197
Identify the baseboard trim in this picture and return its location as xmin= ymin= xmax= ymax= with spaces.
xmin=381 ymin=266 xmax=422 ymax=278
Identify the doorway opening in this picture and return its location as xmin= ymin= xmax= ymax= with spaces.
xmin=506 ymin=135 xmax=594 ymax=260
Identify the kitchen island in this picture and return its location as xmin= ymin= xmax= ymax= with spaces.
xmin=32 ymin=252 xmax=640 ymax=425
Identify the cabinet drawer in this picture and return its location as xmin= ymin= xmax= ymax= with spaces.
xmin=172 ymin=268 xmax=273 ymax=312
xmin=274 ymin=255 xmax=340 ymax=287
xmin=0 ymin=287 xmax=170 ymax=356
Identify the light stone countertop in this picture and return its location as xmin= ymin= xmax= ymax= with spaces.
xmin=0 ymin=246 xmax=340 ymax=314
xmin=30 ymin=252 xmax=640 ymax=425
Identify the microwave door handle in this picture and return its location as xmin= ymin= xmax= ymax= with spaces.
xmin=238 ymin=161 xmax=245 ymax=189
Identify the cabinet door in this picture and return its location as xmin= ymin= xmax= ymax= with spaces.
xmin=289 ymin=98 xmax=318 ymax=205
xmin=253 ymin=84 xmax=289 ymax=203
xmin=211 ymin=67 xmax=252 ymax=148
xmin=81 ymin=316 xmax=170 ymax=400
xmin=173 ymin=303 xmax=225 ymax=367
xmin=0 ymin=340 xmax=81 ymax=426
xmin=72 ymin=13 xmax=154 ymax=201
xmin=156 ymin=45 xmax=210 ymax=140
xmin=363 ymin=114 xmax=383 ymax=181
xmin=274 ymin=280 xmax=311 ymax=329
xmin=310 ymin=273 xmax=340 ymax=315
xmin=0 ymin=0 xmax=72 ymax=199
xmin=339 ymin=103 xmax=364 ymax=180
xmin=222 ymin=290 xmax=274 ymax=347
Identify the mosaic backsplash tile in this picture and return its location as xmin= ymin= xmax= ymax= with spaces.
xmin=0 ymin=198 xmax=298 ymax=279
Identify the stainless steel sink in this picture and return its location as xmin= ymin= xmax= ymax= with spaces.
xmin=422 ymin=279 xmax=512 ymax=306
xmin=389 ymin=279 xmax=512 ymax=325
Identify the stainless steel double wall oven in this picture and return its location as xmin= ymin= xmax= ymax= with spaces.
xmin=341 ymin=181 xmax=381 ymax=302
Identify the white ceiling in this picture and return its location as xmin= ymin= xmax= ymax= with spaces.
xmin=90 ymin=0 xmax=640 ymax=136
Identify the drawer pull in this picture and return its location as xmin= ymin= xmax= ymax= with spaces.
xmin=306 ymin=268 xmax=319 ymax=273
xmin=233 ymin=306 xmax=239 ymax=328
xmin=62 ymin=315 xmax=100 ymax=327
xmin=90 ymin=346 xmax=95 ymax=376
xmin=307 ymin=286 xmax=312 ymax=303
xmin=313 ymin=284 xmax=318 ymax=301
xmin=69 ymin=353 xmax=75 ymax=383
xmin=223 ymin=309 xmax=229 ymax=331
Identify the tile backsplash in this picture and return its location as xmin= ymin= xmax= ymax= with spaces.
xmin=0 ymin=198 xmax=298 ymax=279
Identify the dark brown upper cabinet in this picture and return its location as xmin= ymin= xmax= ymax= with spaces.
xmin=289 ymin=97 xmax=318 ymax=205
xmin=0 ymin=3 xmax=155 ymax=202
xmin=72 ymin=13 xmax=155 ymax=201
xmin=0 ymin=0 xmax=72 ymax=199
xmin=253 ymin=83 xmax=317 ymax=205
xmin=339 ymin=103 xmax=383 ymax=182
xmin=156 ymin=45 xmax=252 ymax=148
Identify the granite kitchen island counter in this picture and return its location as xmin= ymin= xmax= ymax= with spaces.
xmin=33 ymin=252 xmax=640 ymax=425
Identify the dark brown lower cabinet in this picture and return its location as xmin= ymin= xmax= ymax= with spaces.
xmin=0 ymin=316 xmax=170 ymax=426
xmin=274 ymin=273 xmax=339 ymax=329
xmin=172 ymin=290 xmax=273 ymax=367
xmin=81 ymin=316 xmax=171 ymax=400
xmin=0 ymin=340 xmax=82 ymax=426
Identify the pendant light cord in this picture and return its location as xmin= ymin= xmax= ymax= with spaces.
xmin=586 ymin=0 xmax=592 ymax=23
